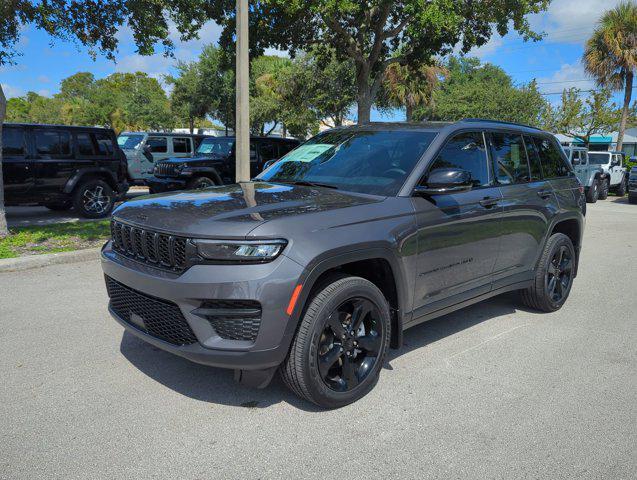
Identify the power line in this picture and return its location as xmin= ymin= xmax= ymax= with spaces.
xmin=540 ymin=86 xmax=637 ymax=96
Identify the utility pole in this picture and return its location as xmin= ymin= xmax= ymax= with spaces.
xmin=235 ymin=0 xmax=250 ymax=183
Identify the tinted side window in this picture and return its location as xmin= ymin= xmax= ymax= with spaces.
xmin=76 ymin=133 xmax=95 ymax=156
xmin=534 ymin=137 xmax=570 ymax=178
xmin=258 ymin=141 xmax=279 ymax=162
xmin=490 ymin=132 xmax=530 ymax=184
xmin=94 ymin=132 xmax=115 ymax=155
xmin=250 ymin=142 xmax=257 ymax=162
xmin=35 ymin=130 xmax=71 ymax=156
xmin=523 ymin=135 xmax=543 ymax=181
xmin=147 ymin=136 xmax=167 ymax=153
xmin=173 ymin=137 xmax=191 ymax=153
xmin=429 ymin=132 xmax=490 ymax=186
xmin=2 ymin=127 xmax=26 ymax=156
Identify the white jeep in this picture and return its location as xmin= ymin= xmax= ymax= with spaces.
xmin=587 ymin=151 xmax=628 ymax=198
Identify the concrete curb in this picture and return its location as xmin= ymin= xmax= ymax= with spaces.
xmin=0 ymin=247 xmax=101 ymax=273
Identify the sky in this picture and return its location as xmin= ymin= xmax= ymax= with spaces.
xmin=0 ymin=0 xmax=624 ymax=124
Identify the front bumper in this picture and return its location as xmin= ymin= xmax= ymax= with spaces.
xmin=101 ymin=242 xmax=305 ymax=371
xmin=147 ymin=176 xmax=188 ymax=192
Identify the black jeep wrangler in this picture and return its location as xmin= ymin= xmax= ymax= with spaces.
xmin=2 ymin=123 xmax=128 ymax=218
xmin=147 ymin=136 xmax=299 ymax=192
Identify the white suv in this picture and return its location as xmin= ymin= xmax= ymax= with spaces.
xmin=587 ymin=151 xmax=628 ymax=198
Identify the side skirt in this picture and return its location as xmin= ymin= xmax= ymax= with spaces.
xmin=404 ymin=279 xmax=533 ymax=330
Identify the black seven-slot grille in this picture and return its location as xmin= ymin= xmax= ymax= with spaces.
xmin=105 ymin=276 xmax=197 ymax=346
xmin=193 ymin=300 xmax=262 ymax=342
xmin=111 ymin=220 xmax=188 ymax=272
xmin=155 ymin=162 xmax=179 ymax=177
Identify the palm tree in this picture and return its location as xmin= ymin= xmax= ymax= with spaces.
xmin=383 ymin=60 xmax=447 ymax=121
xmin=583 ymin=1 xmax=637 ymax=151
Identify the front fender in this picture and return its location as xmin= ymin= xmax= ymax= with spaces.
xmin=63 ymin=168 xmax=119 ymax=193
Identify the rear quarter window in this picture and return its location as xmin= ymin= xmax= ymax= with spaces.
xmin=533 ymin=137 xmax=572 ymax=178
xmin=2 ymin=127 xmax=26 ymax=156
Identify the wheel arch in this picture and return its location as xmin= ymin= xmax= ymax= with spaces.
xmin=64 ymin=168 xmax=118 ymax=194
xmin=290 ymin=248 xmax=409 ymax=350
xmin=546 ymin=216 xmax=583 ymax=276
xmin=188 ymin=167 xmax=223 ymax=185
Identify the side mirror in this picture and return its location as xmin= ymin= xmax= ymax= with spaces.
xmin=262 ymin=158 xmax=279 ymax=171
xmin=414 ymin=168 xmax=473 ymax=196
xmin=142 ymin=145 xmax=154 ymax=162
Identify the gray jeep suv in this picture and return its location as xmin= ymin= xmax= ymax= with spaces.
xmin=101 ymin=120 xmax=585 ymax=408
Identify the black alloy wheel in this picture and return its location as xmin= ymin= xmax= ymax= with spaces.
xmin=545 ymin=245 xmax=573 ymax=303
xmin=317 ymin=297 xmax=384 ymax=392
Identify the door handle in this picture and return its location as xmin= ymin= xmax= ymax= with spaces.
xmin=537 ymin=190 xmax=552 ymax=199
xmin=479 ymin=197 xmax=499 ymax=208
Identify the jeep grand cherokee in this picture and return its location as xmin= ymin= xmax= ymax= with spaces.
xmin=101 ymin=120 xmax=585 ymax=408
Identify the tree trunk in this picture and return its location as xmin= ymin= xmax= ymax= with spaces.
xmin=356 ymin=66 xmax=373 ymax=124
xmin=406 ymin=103 xmax=414 ymax=122
xmin=189 ymin=117 xmax=194 ymax=134
xmin=0 ymin=84 xmax=8 ymax=237
xmin=617 ymin=70 xmax=633 ymax=152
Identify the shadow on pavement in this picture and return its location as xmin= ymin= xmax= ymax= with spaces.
xmin=120 ymin=291 xmax=529 ymax=410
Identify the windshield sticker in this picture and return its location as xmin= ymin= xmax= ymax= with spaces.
xmin=281 ymin=144 xmax=333 ymax=163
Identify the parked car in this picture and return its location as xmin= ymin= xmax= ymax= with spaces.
xmin=2 ymin=123 xmax=128 ymax=218
xmin=629 ymin=166 xmax=637 ymax=204
xmin=117 ymin=132 xmax=208 ymax=185
xmin=102 ymin=119 xmax=585 ymax=408
xmin=147 ymin=136 xmax=300 ymax=193
xmin=563 ymin=146 xmax=606 ymax=203
xmin=587 ymin=151 xmax=628 ymax=198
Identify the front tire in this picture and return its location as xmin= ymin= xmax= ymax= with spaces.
xmin=281 ymin=276 xmax=391 ymax=408
xmin=521 ymin=233 xmax=576 ymax=312
xmin=598 ymin=178 xmax=609 ymax=200
xmin=585 ymin=179 xmax=599 ymax=203
xmin=187 ymin=176 xmax=216 ymax=189
xmin=73 ymin=179 xmax=114 ymax=219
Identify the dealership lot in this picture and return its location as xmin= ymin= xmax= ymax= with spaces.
xmin=1 ymin=198 xmax=635 ymax=479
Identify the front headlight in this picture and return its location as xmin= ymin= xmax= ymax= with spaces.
xmin=195 ymin=239 xmax=287 ymax=262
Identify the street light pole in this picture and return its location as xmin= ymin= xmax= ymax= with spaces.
xmin=235 ymin=0 xmax=250 ymax=183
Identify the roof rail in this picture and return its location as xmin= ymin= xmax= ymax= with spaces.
xmin=460 ymin=118 xmax=543 ymax=131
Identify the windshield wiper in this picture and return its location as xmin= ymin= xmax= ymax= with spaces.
xmin=274 ymin=180 xmax=339 ymax=190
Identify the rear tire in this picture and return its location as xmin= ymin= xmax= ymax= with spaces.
xmin=521 ymin=233 xmax=576 ymax=313
xmin=72 ymin=179 xmax=114 ymax=219
xmin=585 ymin=179 xmax=599 ymax=203
xmin=598 ymin=178 xmax=609 ymax=200
xmin=187 ymin=176 xmax=216 ymax=189
xmin=629 ymin=194 xmax=637 ymax=204
xmin=280 ymin=276 xmax=391 ymax=408
xmin=616 ymin=177 xmax=627 ymax=197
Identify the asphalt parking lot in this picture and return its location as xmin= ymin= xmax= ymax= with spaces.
xmin=1 ymin=198 xmax=635 ymax=479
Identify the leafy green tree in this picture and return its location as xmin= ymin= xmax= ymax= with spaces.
xmin=5 ymin=97 xmax=31 ymax=122
xmin=379 ymin=58 xmax=446 ymax=121
xmin=583 ymin=1 xmax=637 ymax=151
xmin=167 ymin=62 xmax=209 ymax=133
xmin=428 ymin=56 xmax=547 ymax=126
xmin=197 ymin=45 xmax=236 ymax=134
xmin=542 ymin=88 xmax=621 ymax=147
xmin=291 ymin=47 xmax=357 ymax=128
xmin=214 ymin=0 xmax=549 ymax=123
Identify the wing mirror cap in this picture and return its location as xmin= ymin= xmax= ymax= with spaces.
xmin=414 ymin=168 xmax=473 ymax=195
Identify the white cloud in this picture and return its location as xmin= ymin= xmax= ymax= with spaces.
xmin=536 ymin=62 xmax=596 ymax=95
xmin=1 ymin=83 xmax=26 ymax=98
xmin=529 ymin=0 xmax=623 ymax=44
xmin=466 ymin=35 xmax=505 ymax=59
xmin=38 ymin=75 xmax=50 ymax=83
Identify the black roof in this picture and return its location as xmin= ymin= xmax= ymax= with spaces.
xmin=328 ymin=118 xmax=546 ymax=134
xmin=5 ymin=122 xmax=113 ymax=131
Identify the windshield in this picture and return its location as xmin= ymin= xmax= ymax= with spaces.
xmin=588 ymin=152 xmax=612 ymax=165
xmin=117 ymin=134 xmax=144 ymax=150
xmin=197 ymin=137 xmax=235 ymax=155
xmin=257 ymin=129 xmax=437 ymax=196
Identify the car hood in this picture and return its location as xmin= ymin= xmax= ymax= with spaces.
xmin=112 ymin=182 xmax=382 ymax=238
